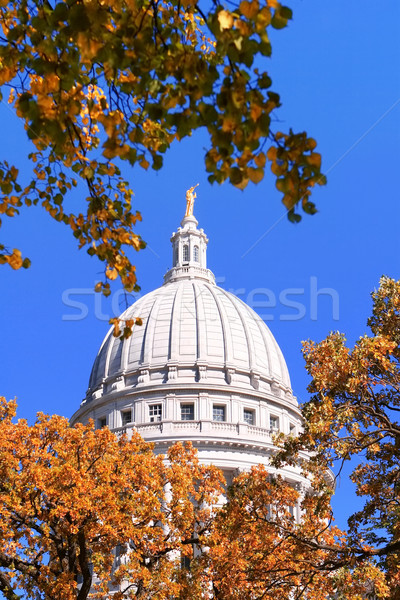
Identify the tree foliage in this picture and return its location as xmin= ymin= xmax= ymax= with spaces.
xmin=0 ymin=398 xmax=224 ymax=600
xmin=275 ymin=276 xmax=400 ymax=597
xmin=206 ymin=466 xmax=385 ymax=600
xmin=0 ymin=395 xmax=389 ymax=600
xmin=0 ymin=0 xmax=325 ymax=298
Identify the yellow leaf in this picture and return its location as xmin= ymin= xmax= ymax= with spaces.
xmin=307 ymin=137 xmax=317 ymax=151
xmin=248 ymin=167 xmax=264 ymax=184
xmin=218 ymin=10 xmax=234 ymax=30
xmin=254 ymin=152 xmax=266 ymax=168
xmin=222 ymin=117 xmax=235 ymax=132
xmin=7 ymin=249 xmax=23 ymax=270
xmin=266 ymin=146 xmax=277 ymax=161
xmin=235 ymin=178 xmax=249 ymax=190
xmin=306 ymin=152 xmax=321 ymax=169
xmin=139 ymin=157 xmax=150 ymax=170
xmin=239 ymin=0 xmax=259 ymax=19
xmin=106 ymin=266 xmax=118 ymax=280
xmin=271 ymin=161 xmax=286 ymax=176
xmin=250 ymin=104 xmax=263 ymax=121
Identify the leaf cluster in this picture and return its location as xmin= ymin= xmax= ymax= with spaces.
xmin=0 ymin=397 xmax=387 ymax=600
xmin=0 ymin=398 xmax=224 ymax=600
xmin=0 ymin=0 xmax=326 ymax=307
xmin=207 ymin=465 xmax=385 ymax=600
xmin=273 ymin=276 xmax=400 ymax=597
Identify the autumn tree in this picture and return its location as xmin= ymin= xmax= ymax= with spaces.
xmin=273 ymin=276 xmax=400 ymax=597
xmin=0 ymin=397 xmax=224 ymax=600
xmin=0 ymin=0 xmax=325 ymax=304
xmin=0 ymin=395 xmax=384 ymax=600
xmin=204 ymin=464 xmax=388 ymax=600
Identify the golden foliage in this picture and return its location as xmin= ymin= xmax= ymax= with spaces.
xmin=0 ymin=398 xmax=223 ymax=600
xmin=274 ymin=276 xmax=400 ymax=598
xmin=0 ymin=395 xmax=391 ymax=599
xmin=0 ymin=0 xmax=326 ymax=312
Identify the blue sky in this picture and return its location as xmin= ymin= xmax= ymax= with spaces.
xmin=0 ymin=0 xmax=399 ymax=529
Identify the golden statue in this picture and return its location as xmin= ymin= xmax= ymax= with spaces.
xmin=185 ymin=183 xmax=199 ymax=217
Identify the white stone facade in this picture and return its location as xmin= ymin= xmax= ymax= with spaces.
xmin=71 ymin=212 xmax=309 ymax=504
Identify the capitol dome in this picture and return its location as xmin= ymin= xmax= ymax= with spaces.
xmin=88 ymin=272 xmax=292 ymax=400
xmin=71 ymin=204 xmax=304 ymax=488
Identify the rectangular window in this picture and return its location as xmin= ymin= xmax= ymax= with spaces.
xmin=270 ymin=415 xmax=279 ymax=430
xmin=213 ymin=405 xmax=225 ymax=422
xmin=149 ymin=404 xmax=162 ymax=422
xmin=181 ymin=555 xmax=191 ymax=570
xmin=98 ymin=416 xmax=107 ymax=429
xmin=243 ymin=409 xmax=254 ymax=425
xmin=181 ymin=404 xmax=194 ymax=420
xmin=121 ymin=409 xmax=132 ymax=426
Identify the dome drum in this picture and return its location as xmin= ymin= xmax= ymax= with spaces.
xmin=84 ymin=363 xmax=295 ymax=407
xmin=72 ymin=384 xmax=303 ymax=462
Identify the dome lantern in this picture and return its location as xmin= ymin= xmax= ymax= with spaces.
xmin=164 ymin=185 xmax=215 ymax=284
xmin=164 ymin=213 xmax=214 ymax=285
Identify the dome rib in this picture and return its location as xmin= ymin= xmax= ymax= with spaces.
xmin=200 ymin=283 xmax=224 ymax=362
xmin=122 ymin=294 xmax=147 ymax=370
xmin=104 ymin=330 xmax=118 ymax=381
xmin=219 ymin=287 xmax=256 ymax=373
xmin=179 ymin=280 xmax=197 ymax=359
xmin=108 ymin=335 xmax=123 ymax=378
xmin=215 ymin=287 xmax=248 ymax=366
xmin=168 ymin=283 xmax=182 ymax=362
xmin=192 ymin=281 xmax=204 ymax=361
xmin=252 ymin=306 xmax=290 ymax=388
xmin=249 ymin=308 xmax=272 ymax=374
xmin=141 ymin=291 xmax=162 ymax=365
xmin=204 ymin=283 xmax=230 ymax=365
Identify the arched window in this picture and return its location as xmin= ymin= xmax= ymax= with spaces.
xmin=174 ymin=247 xmax=179 ymax=265
xmin=193 ymin=245 xmax=199 ymax=263
xmin=183 ymin=245 xmax=189 ymax=262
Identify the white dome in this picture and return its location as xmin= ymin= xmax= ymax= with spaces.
xmin=72 ymin=204 xmax=307 ymax=528
xmin=88 ymin=278 xmax=292 ymax=397
xmin=71 ymin=210 xmax=302 ymax=473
